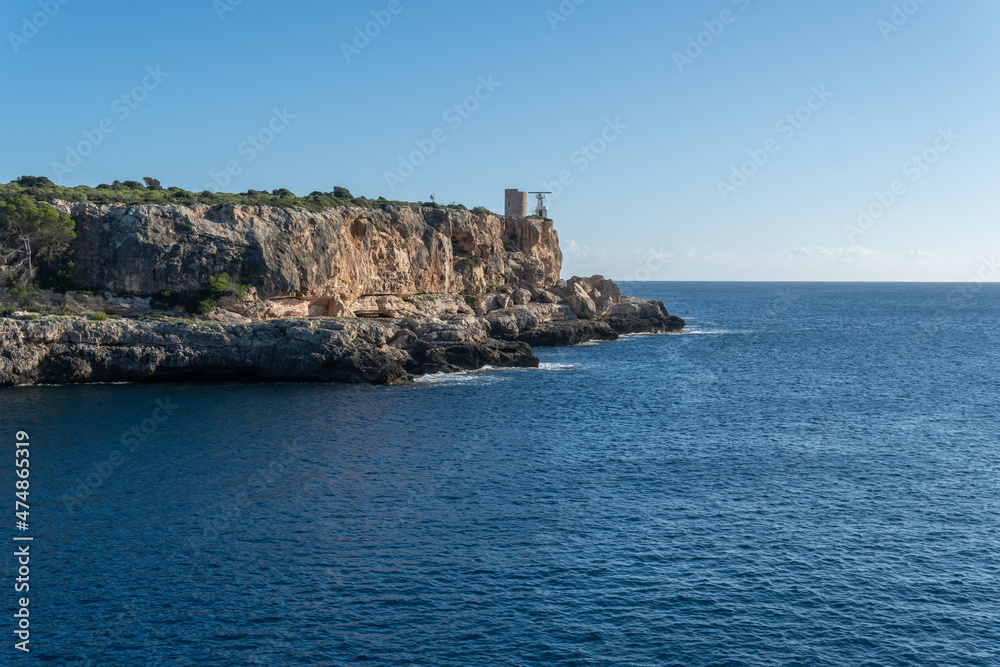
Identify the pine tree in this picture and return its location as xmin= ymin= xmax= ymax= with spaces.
xmin=0 ymin=196 xmax=76 ymax=286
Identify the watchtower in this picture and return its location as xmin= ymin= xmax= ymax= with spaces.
xmin=505 ymin=189 xmax=528 ymax=217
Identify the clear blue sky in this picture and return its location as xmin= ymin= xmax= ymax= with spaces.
xmin=2 ymin=0 xmax=998 ymax=281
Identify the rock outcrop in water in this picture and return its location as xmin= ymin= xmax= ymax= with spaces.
xmin=0 ymin=202 xmax=684 ymax=386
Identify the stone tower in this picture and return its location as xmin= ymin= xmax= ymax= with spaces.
xmin=505 ymin=189 xmax=528 ymax=217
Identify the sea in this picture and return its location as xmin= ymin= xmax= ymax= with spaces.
xmin=2 ymin=282 xmax=998 ymax=666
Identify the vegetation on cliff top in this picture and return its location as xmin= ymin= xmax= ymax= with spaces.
xmin=0 ymin=176 xmax=499 ymax=216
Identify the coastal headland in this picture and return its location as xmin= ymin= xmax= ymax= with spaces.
xmin=0 ymin=189 xmax=683 ymax=386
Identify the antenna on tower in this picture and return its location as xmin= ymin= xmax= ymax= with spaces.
xmin=528 ymin=192 xmax=552 ymax=218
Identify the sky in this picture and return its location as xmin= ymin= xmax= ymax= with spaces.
xmin=1 ymin=0 xmax=998 ymax=281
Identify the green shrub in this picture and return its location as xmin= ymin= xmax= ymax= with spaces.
xmin=150 ymin=274 xmax=250 ymax=314
xmin=17 ymin=175 xmax=56 ymax=189
xmin=454 ymin=257 xmax=483 ymax=271
xmin=208 ymin=274 xmax=249 ymax=300
xmin=88 ymin=311 xmax=109 ymax=321
xmin=471 ymin=206 xmax=495 ymax=216
xmin=1 ymin=308 xmax=16 ymax=317
xmin=192 ymin=298 xmax=217 ymax=315
xmin=504 ymin=242 xmax=519 ymax=253
xmin=6 ymin=282 xmax=41 ymax=305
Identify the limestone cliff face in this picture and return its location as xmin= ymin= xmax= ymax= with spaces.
xmin=57 ymin=202 xmax=563 ymax=313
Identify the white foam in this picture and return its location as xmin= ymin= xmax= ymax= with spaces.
xmin=414 ymin=361 xmax=583 ymax=384
xmin=674 ymin=325 xmax=761 ymax=335
xmin=679 ymin=329 xmax=738 ymax=335
xmin=538 ymin=362 xmax=581 ymax=371
xmin=413 ymin=366 xmax=503 ymax=385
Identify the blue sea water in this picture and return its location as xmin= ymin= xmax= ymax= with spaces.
xmin=2 ymin=282 xmax=999 ymax=666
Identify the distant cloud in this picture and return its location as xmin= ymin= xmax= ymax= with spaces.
xmin=769 ymin=246 xmax=942 ymax=264
xmin=566 ymin=240 xmax=609 ymax=261
xmin=566 ymin=239 xmax=590 ymax=259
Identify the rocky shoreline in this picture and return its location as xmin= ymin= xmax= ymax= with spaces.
xmin=0 ymin=292 xmax=683 ymax=387
xmin=0 ymin=201 xmax=684 ymax=386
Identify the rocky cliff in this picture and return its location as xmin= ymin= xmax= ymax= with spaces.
xmin=1 ymin=202 xmax=685 ymax=386
xmin=57 ymin=202 xmax=562 ymax=317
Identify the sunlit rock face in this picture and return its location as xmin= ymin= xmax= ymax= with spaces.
xmin=56 ymin=202 xmax=562 ymax=314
